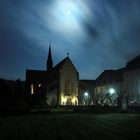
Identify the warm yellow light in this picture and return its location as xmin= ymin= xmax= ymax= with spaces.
xmin=62 ymin=97 xmax=67 ymax=104
xmin=31 ymin=84 xmax=34 ymax=94
xmin=71 ymin=96 xmax=78 ymax=105
xmin=71 ymin=98 xmax=75 ymax=103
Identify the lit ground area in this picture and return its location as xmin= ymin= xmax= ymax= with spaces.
xmin=0 ymin=113 xmax=140 ymax=140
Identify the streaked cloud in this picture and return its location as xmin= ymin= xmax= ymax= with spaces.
xmin=0 ymin=0 xmax=140 ymax=80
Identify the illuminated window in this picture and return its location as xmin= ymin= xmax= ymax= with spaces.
xmin=31 ymin=84 xmax=34 ymax=94
xmin=71 ymin=97 xmax=78 ymax=105
xmin=62 ymin=97 xmax=67 ymax=105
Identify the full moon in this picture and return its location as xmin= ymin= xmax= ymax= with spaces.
xmin=66 ymin=10 xmax=71 ymax=15
xmin=48 ymin=0 xmax=84 ymax=35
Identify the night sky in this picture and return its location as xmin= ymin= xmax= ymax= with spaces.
xmin=0 ymin=0 xmax=140 ymax=80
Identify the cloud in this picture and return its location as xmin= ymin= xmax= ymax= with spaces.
xmin=0 ymin=0 xmax=140 ymax=80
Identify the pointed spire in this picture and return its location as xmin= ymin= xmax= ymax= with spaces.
xmin=47 ymin=44 xmax=53 ymax=71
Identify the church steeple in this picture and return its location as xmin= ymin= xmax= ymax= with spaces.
xmin=47 ymin=45 xmax=53 ymax=71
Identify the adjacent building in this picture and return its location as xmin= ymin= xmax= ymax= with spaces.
xmin=94 ymin=69 xmax=124 ymax=106
xmin=94 ymin=55 xmax=140 ymax=107
xmin=78 ymin=80 xmax=95 ymax=105
xmin=123 ymin=55 xmax=140 ymax=106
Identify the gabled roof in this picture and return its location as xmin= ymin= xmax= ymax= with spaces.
xmin=26 ymin=56 xmax=78 ymax=82
xmin=125 ymin=54 xmax=140 ymax=71
xmin=79 ymin=80 xmax=95 ymax=90
xmin=95 ymin=68 xmax=124 ymax=86
xmin=79 ymin=80 xmax=95 ymax=85
xmin=50 ymin=56 xmax=78 ymax=73
xmin=51 ymin=57 xmax=68 ymax=72
xmin=26 ymin=70 xmax=47 ymax=82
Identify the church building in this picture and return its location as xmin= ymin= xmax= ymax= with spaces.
xmin=25 ymin=45 xmax=79 ymax=106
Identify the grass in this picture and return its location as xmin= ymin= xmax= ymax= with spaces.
xmin=0 ymin=113 xmax=140 ymax=140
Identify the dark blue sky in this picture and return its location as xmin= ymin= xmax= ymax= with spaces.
xmin=0 ymin=0 xmax=140 ymax=80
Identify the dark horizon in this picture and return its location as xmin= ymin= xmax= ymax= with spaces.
xmin=0 ymin=0 xmax=140 ymax=80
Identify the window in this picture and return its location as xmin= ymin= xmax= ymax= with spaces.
xmin=95 ymin=88 xmax=97 ymax=93
xmin=31 ymin=84 xmax=34 ymax=94
xmin=64 ymin=80 xmax=72 ymax=95
xmin=101 ymin=87 xmax=103 ymax=92
xmin=38 ymin=83 xmax=41 ymax=87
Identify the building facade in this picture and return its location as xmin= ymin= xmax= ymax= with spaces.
xmin=94 ymin=69 xmax=124 ymax=106
xmin=25 ymin=46 xmax=79 ymax=106
xmin=123 ymin=55 xmax=140 ymax=106
xmin=94 ymin=55 xmax=140 ymax=107
xmin=78 ymin=80 xmax=95 ymax=105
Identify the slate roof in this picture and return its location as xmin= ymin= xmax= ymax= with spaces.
xmin=26 ymin=56 xmax=78 ymax=83
xmin=125 ymin=54 xmax=140 ymax=71
xmin=79 ymin=80 xmax=95 ymax=85
xmin=95 ymin=68 xmax=124 ymax=86
xmin=26 ymin=70 xmax=47 ymax=82
xmin=79 ymin=80 xmax=95 ymax=90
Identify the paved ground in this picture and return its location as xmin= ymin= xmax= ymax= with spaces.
xmin=0 ymin=113 xmax=140 ymax=140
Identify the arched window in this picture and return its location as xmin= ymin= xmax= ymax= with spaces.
xmin=64 ymin=80 xmax=72 ymax=95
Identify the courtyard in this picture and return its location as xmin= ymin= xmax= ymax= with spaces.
xmin=0 ymin=112 xmax=140 ymax=140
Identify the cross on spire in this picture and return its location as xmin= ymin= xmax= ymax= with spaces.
xmin=67 ymin=52 xmax=69 ymax=57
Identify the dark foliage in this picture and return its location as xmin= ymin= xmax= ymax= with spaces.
xmin=0 ymin=78 xmax=27 ymax=110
